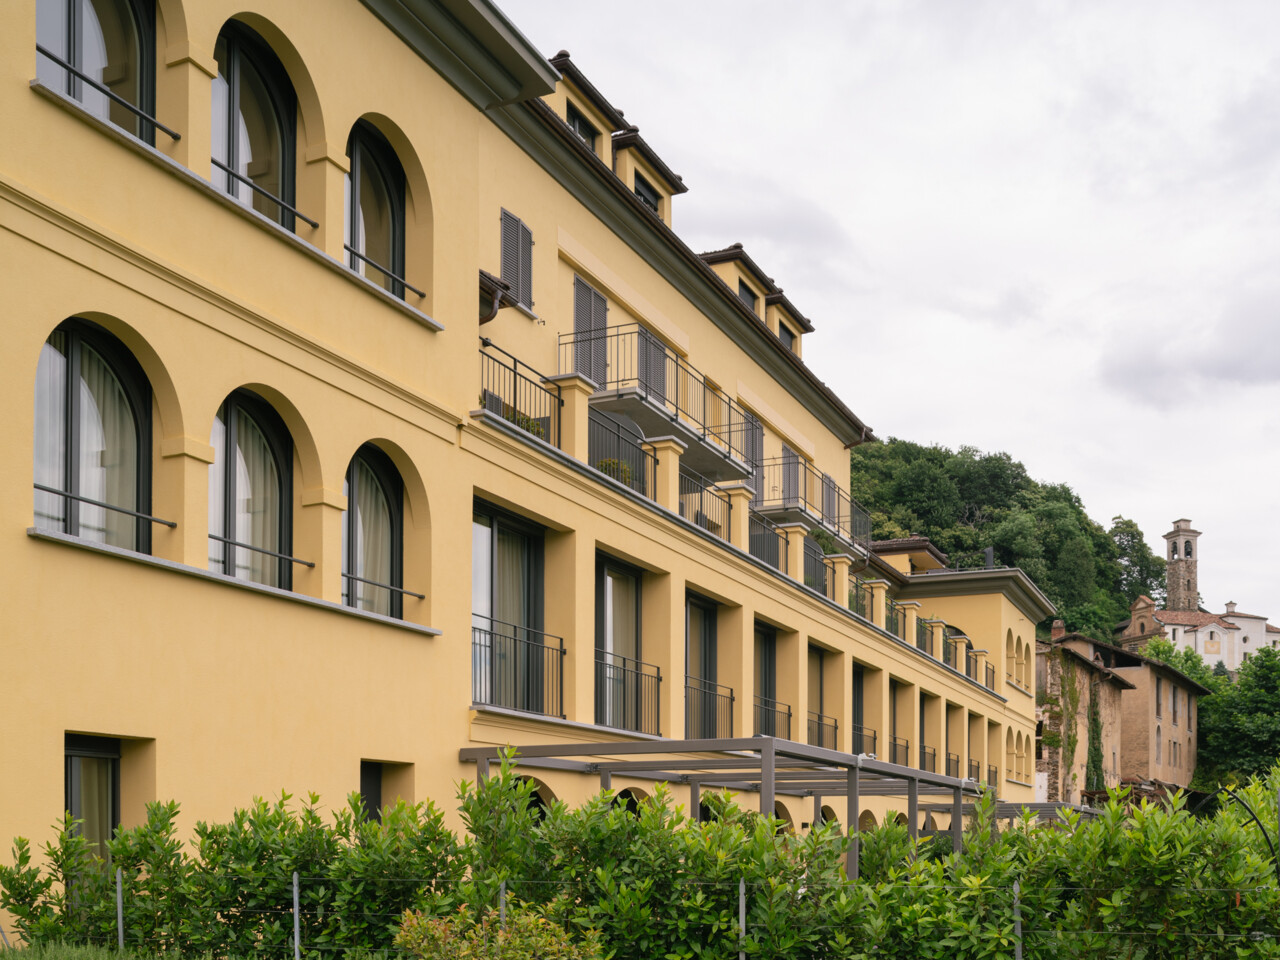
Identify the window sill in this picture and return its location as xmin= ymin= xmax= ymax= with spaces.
xmin=28 ymin=80 xmax=443 ymax=333
xmin=510 ymin=302 xmax=539 ymax=322
xmin=27 ymin=527 xmax=442 ymax=637
xmin=470 ymin=703 xmax=665 ymax=741
xmin=1006 ymin=680 xmax=1032 ymax=697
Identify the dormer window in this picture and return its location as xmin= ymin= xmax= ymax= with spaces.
xmin=738 ymin=280 xmax=757 ymax=312
xmin=778 ymin=323 xmax=796 ymax=352
xmin=566 ymin=101 xmax=598 ymax=152
xmin=634 ymin=172 xmax=660 ymax=214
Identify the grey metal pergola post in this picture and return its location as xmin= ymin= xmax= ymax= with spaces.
xmin=951 ymin=786 xmax=963 ymax=852
xmin=760 ymin=738 xmax=776 ymax=816
xmin=690 ymin=778 xmax=701 ymax=818
xmin=908 ymin=777 xmax=918 ymax=840
xmin=600 ymin=768 xmax=611 ymax=791
xmin=846 ymin=763 xmax=860 ymax=879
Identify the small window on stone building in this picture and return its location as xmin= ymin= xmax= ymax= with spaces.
xmin=1035 ymin=721 xmax=1043 ymax=760
xmin=1184 ymin=540 xmax=1192 ymax=558
xmin=1155 ymin=727 xmax=1161 ymax=763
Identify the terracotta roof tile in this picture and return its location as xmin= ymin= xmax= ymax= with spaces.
xmin=1153 ymin=610 xmax=1237 ymax=629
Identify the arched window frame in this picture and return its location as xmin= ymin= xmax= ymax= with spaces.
xmin=345 ymin=120 xmax=407 ymax=299
xmin=208 ymin=388 xmax=293 ymax=589
xmin=34 ymin=317 xmax=153 ymax=553
xmin=212 ymin=21 xmax=298 ymax=230
xmin=36 ymin=0 xmax=156 ymax=143
xmin=342 ymin=443 xmax=405 ymax=619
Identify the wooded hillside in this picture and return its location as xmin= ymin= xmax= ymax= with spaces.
xmin=850 ymin=439 xmax=1167 ymax=641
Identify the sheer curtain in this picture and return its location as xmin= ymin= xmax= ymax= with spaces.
xmin=349 ymin=459 xmax=391 ymax=614
xmin=471 ymin=516 xmax=493 ymax=704
xmin=207 ymin=411 xmax=227 ymax=573
xmin=73 ymin=755 xmax=113 ymax=864
xmin=234 ymin=413 xmax=280 ymax=586
xmin=494 ymin=526 xmax=529 ymax=709
xmin=34 ymin=334 xmax=68 ymax=532
xmin=78 ymin=344 xmax=137 ymax=549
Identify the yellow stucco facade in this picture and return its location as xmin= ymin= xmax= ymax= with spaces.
xmin=0 ymin=0 xmax=1052 ymax=870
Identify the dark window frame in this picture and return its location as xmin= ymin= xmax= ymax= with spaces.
xmin=347 ymin=120 xmax=408 ymax=298
xmin=633 ymin=172 xmax=661 ymax=214
xmin=37 ymin=317 xmax=153 ymax=553
xmin=213 ymin=20 xmax=298 ymax=229
xmin=685 ymin=592 xmax=718 ymax=683
xmin=472 ymin=498 xmax=545 ymax=634
xmin=209 ymin=388 xmax=294 ymax=590
xmin=343 ymin=443 xmax=405 ymax=619
xmin=737 ymin=280 xmax=757 ymax=312
xmin=359 ymin=760 xmax=383 ymax=824
xmin=565 ymin=100 xmax=599 ymax=152
xmin=778 ymin=323 xmax=796 ymax=352
xmin=65 ymin=733 xmax=121 ymax=858
xmin=594 ymin=554 xmax=643 ymax=659
xmin=500 ymin=209 xmax=534 ymax=309
xmin=39 ymin=0 xmax=156 ymax=145
xmin=754 ymin=622 xmax=777 ymax=701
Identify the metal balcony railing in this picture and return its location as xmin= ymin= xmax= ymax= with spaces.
xmin=587 ymin=411 xmax=657 ymax=499
xmin=558 ymin=323 xmax=750 ymax=463
xmin=889 ymin=736 xmax=910 ymax=767
xmin=850 ymin=723 xmax=877 ymax=756
xmin=754 ymin=695 xmax=792 ymax=739
xmin=965 ymin=650 xmax=979 ymax=682
xmin=885 ymin=599 xmax=907 ymax=641
xmin=803 ymin=536 xmax=834 ymax=598
xmin=753 ymin=456 xmax=871 ymax=547
xmin=985 ymin=663 xmax=997 ymax=691
xmin=686 ymin=676 xmax=734 ymax=739
xmin=595 ymin=651 xmax=661 ymax=736
xmin=748 ymin=510 xmax=788 ymax=574
xmin=678 ymin=467 xmax=730 ymax=540
xmin=471 ymin=618 xmax=565 ymax=718
xmin=946 ymin=752 xmax=961 ymax=778
xmin=987 ymin=764 xmax=999 ymax=789
xmin=850 ymin=579 xmax=872 ymax=620
xmin=969 ymin=759 xmax=981 ymax=782
xmin=942 ymin=637 xmax=957 ymax=671
xmin=919 ymin=745 xmax=937 ymax=773
xmin=807 ymin=711 xmax=838 ymax=750
xmin=478 ymin=340 xmax=561 ymax=447
xmin=916 ymin=618 xmax=933 ymax=656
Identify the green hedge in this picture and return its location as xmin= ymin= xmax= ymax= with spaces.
xmin=3 ymin=758 xmax=1280 ymax=959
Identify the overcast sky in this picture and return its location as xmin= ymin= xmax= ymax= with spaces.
xmin=501 ymin=0 xmax=1280 ymax=622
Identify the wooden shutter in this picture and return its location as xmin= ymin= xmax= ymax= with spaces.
xmin=518 ymin=220 xmax=533 ymax=307
xmin=747 ymin=412 xmax=764 ymax=506
xmin=782 ymin=444 xmax=799 ymax=503
xmin=574 ymin=277 xmax=607 ymax=385
xmin=501 ymin=210 xmax=533 ymax=308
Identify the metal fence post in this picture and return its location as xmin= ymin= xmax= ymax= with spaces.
xmin=738 ymin=877 xmax=746 ymax=960
xmin=499 ymin=879 xmax=507 ymax=927
xmin=293 ymin=871 xmax=301 ymax=960
xmin=115 ymin=867 xmax=124 ymax=951
xmin=0 ymin=921 xmax=11 ymax=949
xmin=1012 ymin=879 xmax=1023 ymax=960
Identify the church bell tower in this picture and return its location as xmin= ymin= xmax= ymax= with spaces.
xmin=1163 ymin=519 xmax=1201 ymax=612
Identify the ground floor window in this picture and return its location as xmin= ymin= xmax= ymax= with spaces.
xmin=65 ymin=734 xmax=120 ymax=863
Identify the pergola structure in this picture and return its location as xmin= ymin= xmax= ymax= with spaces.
xmin=459 ymin=736 xmax=987 ymax=878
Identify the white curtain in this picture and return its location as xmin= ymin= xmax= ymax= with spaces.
xmin=77 ymin=343 xmax=137 ymax=549
xmin=471 ymin=516 xmax=493 ymax=703
xmin=207 ymin=411 xmax=227 ymax=573
xmin=34 ymin=333 xmax=68 ymax=532
xmin=234 ymin=412 xmax=280 ymax=586
xmin=346 ymin=458 xmax=392 ymax=615
xmin=74 ymin=755 xmax=113 ymax=864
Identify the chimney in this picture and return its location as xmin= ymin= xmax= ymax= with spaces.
xmin=1051 ymin=619 xmax=1066 ymax=640
xmin=1225 ymin=601 xmax=1237 ymax=614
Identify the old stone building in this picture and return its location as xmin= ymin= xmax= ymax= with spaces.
xmin=1163 ymin=519 xmax=1201 ymax=612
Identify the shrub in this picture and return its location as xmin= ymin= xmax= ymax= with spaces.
xmin=395 ymin=906 xmax=602 ymax=960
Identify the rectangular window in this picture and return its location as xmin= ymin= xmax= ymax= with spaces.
xmin=1155 ymin=677 xmax=1163 ymax=718
xmin=596 ymin=556 xmax=654 ymax=733
xmin=851 ymin=665 xmax=864 ymax=729
xmin=566 ymin=101 xmax=599 ymax=152
xmin=634 ymin=172 xmax=661 ymax=213
xmin=360 ymin=760 xmax=383 ymax=823
xmin=808 ymin=646 xmax=824 ymax=716
xmin=738 ymin=280 xmax=757 ymax=313
xmin=500 ymin=209 xmax=533 ymax=308
xmin=779 ymin=323 xmax=796 ymax=352
xmin=65 ymin=734 xmax=120 ymax=864
xmin=754 ymin=623 xmax=777 ymax=701
xmin=572 ymin=276 xmax=608 ymax=387
xmin=686 ymin=594 xmax=723 ymax=737
xmin=1172 ymin=687 xmax=1179 ymax=725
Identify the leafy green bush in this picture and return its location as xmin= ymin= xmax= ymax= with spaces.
xmin=396 ymin=906 xmax=601 ymax=960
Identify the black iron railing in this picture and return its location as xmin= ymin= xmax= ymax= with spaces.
xmin=803 ymin=536 xmax=833 ymax=597
xmin=946 ymin=752 xmax=961 ymax=778
xmin=753 ymin=695 xmax=792 ymax=739
xmin=212 ymin=158 xmax=319 ymax=229
xmin=595 ymin=651 xmax=661 ymax=736
xmin=890 ymin=736 xmax=910 ymax=767
xmin=344 ymin=244 xmax=425 ymax=299
xmin=885 ymin=599 xmax=907 ymax=641
xmin=558 ymin=324 xmax=750 ymax=463
xmin=850 ymin=723 xmax=877 ymax=756
xmin=686 ymin=676 xmax=734 ymax=739
xmin=471 ymin=618 xmax=565 ymax=718
xmin=36 ymin=44 xmax=180 ymax=141
xmin=207 ymin=533 xmax=314 ymax=568
xmin=678 ymin=467 xmax=730 ymax=540
xmin=987 ymin=764 xmax=999 ymax=789
xmin=588 ymin=411 xmax=657 ymax=499
xmin=34 ymin=483 xmax=176 ymax=530
xmin=985 ymin=663 xmax=997 ymax=691
xmin=942 ymin=637 xmax=957 ymax=670
xmin=850 ymin=579 xmax=872 ymax=620
xmin=965 ymin=650 xmax=979 ymax=681
xmin=478 ymin=340 xmax=561 ymax=448
xmin=807 ymin=711 xmax=838 ymax=750
xmin=969 ymin=759 xmax=981 ymax=782
xmin=754 ymin=456 xmax=871 ymax=547
xmin=916 ymin=618 xmax=933 ymax=656
xmin=748 ymin=510 xmax=788 ymax=574
xmin=919 ymin=745 xmax=937 ymax=773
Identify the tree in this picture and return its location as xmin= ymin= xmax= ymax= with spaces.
xmin=1110 ymin=515 xmax=1167 ymax=605
xmin=1200 ymin=648 xmax=1280 ymax=781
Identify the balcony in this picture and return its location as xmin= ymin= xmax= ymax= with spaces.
xmin=850 ymin=723 xmax=877 ymax=756
xmin=946 ymin=752 xmax=961 ymax=778
xmin=478 ymin=341 xmax=561 ymax=447
xmin=919 ymin=744 xmax=937 ymax=773
xmin=850 ymin=578 xmax=872 ymax=620
xmin=595 ymin=651 xmax=661 ymax=736
xmin=915 ymin=618 xmax=933 ymax=657
xmin=472 ymin=618 xmax=565 ymax=718
xmin=889 ymin=736 xmax=910 ymax=767
xmin=987 ymin=764 xmax=999 ymax=789
xmin=985 ymin=663 xmax=997 ymax=691
xmin=748 ymin=511 xmax=788 ymax=574
xmin=753 ymin=456 xmax=871 ymax=549
xmin=679 ymin=467 xmax=730 ymax=540
xmin=559 ymin=324 xmax=752 ymax=481
xmin=587 ymin=411 xmax=657 ymax=500
xmin=686 ymin=676 xmax=734 ymax=738
xmin=803 ymin=536 xmax=834 ymax=597
xmin=884 ymin=599 xmax=907 ymax=642
xmin=968 ymin=759 xmax=981 ymax=781
xmin=754 ymin=695 xmax=792 ymax=739
xmin=807 ymin=711 xmax=838 ymax=750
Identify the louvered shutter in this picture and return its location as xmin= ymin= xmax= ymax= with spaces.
xmin=638 ymin=327 xmax=667 ymax=404
xmin=590 ymin=286 xmax=607 ymax=386
xmin=782 ymin=444 xmax=799 ymax=504
xmin=747 ymin=413 xmax=764 ymax=506
xmin=822 ymin=472 xmax=838 ymax=526
xmin=500 ymin=210 xmax=519 ymax=298
xmin=573 ymin=277 xmax=607 ymax=385
xmin=518 ymin=220 xmax=533 ymax=307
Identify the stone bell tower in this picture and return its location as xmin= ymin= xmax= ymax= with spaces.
xmin=1163 ymin=519 xmax=1201 ymax=612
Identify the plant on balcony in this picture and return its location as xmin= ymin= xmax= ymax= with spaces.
xmin=594 ymin=458 xmax=633 ymax=485
xmin=510 ymin=411 xmax=546 ymax=439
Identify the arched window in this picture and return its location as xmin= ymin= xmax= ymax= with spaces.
xmin=208 ymin=389 xmax=293 ymax=588
xmin=1170 ymin=541 xmax=1177 ymax=560
xmin=1184 ymin=540 xmax=1192 ymax=558
xmin=212 ymin=22 xmax=297 ymax=228
xmin=346 ymin=121 xmax=407 ymax=297
xmin=37 ymin=0 xmax=153 ymax=141
xmin=342 ymin=444 xmax=404 ymax=618
xmin=35 ymin=318 xmax=152 ymax=552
